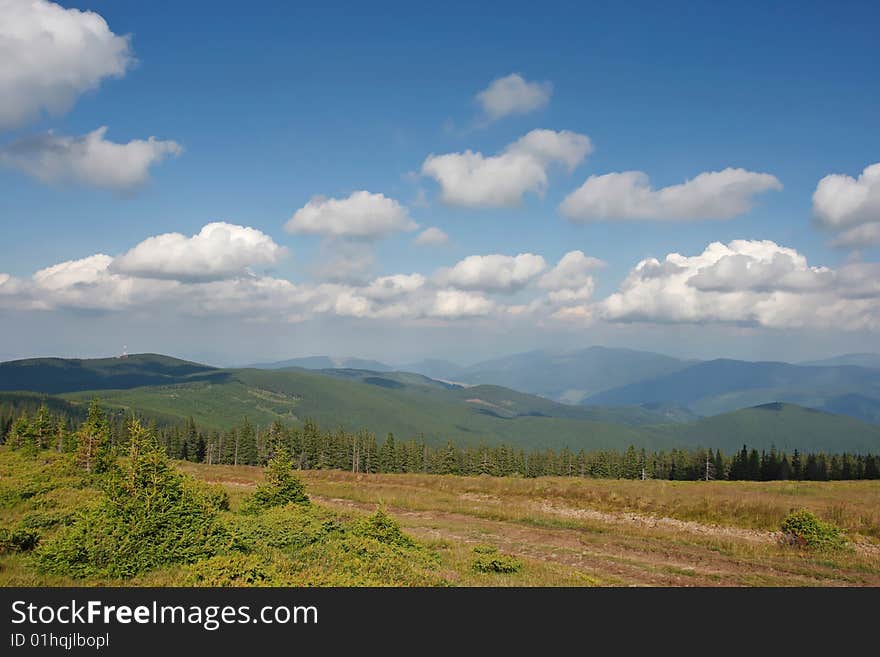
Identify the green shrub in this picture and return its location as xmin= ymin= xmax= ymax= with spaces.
xmin=351 ymin=507 xmax=416 ymax=549
xmin=241 ymin=447 xmax=309 ymax=513
xmin=286 ymin=533 xmax=443 ymax=586
xmin=471 ymin=546 xmax=522 ymax=573
xmin=227 ymin=503 xmax=340 ymax=553
xmin=183 ymin=553 xmax=281 ymax=587
xmin=35 ymin=420 xmax=230 ymax=578
xmin=780 ymin=509 xmax=848 ymax=551
xmin=0 ymin=525 xmax=40 ymax=554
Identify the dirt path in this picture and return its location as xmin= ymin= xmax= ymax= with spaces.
xmin=311 ymin=494 xmax=880 ymax=587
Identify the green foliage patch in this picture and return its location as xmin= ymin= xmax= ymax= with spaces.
xmin=35 ymin=420 xmax=230 ymax=579
xmin=471 ymin=545 xmax=523 ymax=573
xmin=780 ymin=509 xmax=848 ymax=551
xmin=351 ymin=507 xmax=416 ymax=549
xmin=240 ymin=447 xmax=309 ymax=513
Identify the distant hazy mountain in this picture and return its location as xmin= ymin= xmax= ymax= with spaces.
xmin=800 ymin=353 xmax=880 ymax=369
xmin=438 ymin=346 xmax=693 ymax=403
xmin=399 ymin=359 xmax=464 ymax=381
xmin=585 ymin=359 xmax=880 ymax=424
xmin=246 ymin=356 xmax=394 ymax=372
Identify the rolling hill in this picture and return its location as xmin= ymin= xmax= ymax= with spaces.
xmin=650 ymin=403 xmax=880 ymax=454
xmin=585 ymin=359 xmax=880 ymax=425
xmin=2 ymin=353 xmax=879 ymax=453
xmin=428 ymin=346 xmax=693 ymax=403
xmin=0 ymin=353 xmax=222 ymax=394
xmin=800 ymin=353 xmax=880 ymax=369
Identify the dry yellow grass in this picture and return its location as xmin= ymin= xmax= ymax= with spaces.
xmin=177 ymin=462 xmax=880 ymax=587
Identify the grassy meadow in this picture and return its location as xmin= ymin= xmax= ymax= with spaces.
xmin=5 ymin=442 xmax=876 ymax=587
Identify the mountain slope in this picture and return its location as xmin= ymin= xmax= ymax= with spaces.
xmin=246 ymin=356 xmax=394 ymax=371
xmin=650 ymin=403 xmax=880 ymax=453
xmin=58 ymin=368 xmax=657 ymax=451
xmin=6 ymin=355 xmax=880 ymax=453
xmin=436 ymin=346 xmax=692 ymax=403
xmin=0 ymin=353 xmax=222 ymax=394
xmin=801 ymin=353 xmax=880 ymax=369
xmin=585 ymin=359 xmax=880 ymax=423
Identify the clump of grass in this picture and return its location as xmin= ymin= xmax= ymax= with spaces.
xmin=471 ymin=545 xmax=522 ymax=573
xmin=780 ymin=509 xmax=848 ymax=551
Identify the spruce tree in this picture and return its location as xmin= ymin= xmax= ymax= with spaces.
xmin=75 ymin=400 xmax=113 ymax=474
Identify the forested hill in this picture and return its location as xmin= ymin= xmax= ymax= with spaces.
xmin=2 ymin=354 xmax=880 ymax=453
xmin=0 ymin=353 xmax=222 ymax=393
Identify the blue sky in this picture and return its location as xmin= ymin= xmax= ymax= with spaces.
xmin=1 ymin=0 xmax=879 ymax=365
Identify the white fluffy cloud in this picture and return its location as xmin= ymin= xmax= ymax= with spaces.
xmin=537 ymin=250 xmax=602 ymax=313
xmin=0 ymin=0 xmax=133 ymax=130
xmin=813 ymin=163 xmax=880 ymax=248
xmin=414 ymin=227 xmax=449 ymax=246
xmin=560 ymin=168 xmax=782 ymax=222
xmin=830 ymin=223 xmax=880 ymax=249
xmin=111 ymin=222 xmax=286 ymax=282
xmin=429 ymin=289 xmax=494 ymax=319
xmin=8 ymin=226 xmax=878 ymax=334
xmin=539 ymin=250 xmax=604 ymax=290
xmin=600 ymin=240 xmax=880 ymax=330
xmin=476 ymin=73 xmax=553 ymax=121
xmin=437 ymin=253 xmax=547 ymax=293
xmin=285 ymin=191 xmax=418 ymax=239
xmin=0 ymin=127 xmax=182 ymax=191
xmin=361 ymin=274 xmax=426 ymax=301
xmin=422 ymin=129 xmax=591 ymax=207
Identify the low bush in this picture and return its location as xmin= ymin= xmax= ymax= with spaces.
xmin=471 ymin=546 xmax=522 ymax=573
xmin=780 ymin=509 xmax=848 ymax=551
xmin=183 ymin=553 xmax=281 ymax=587
xmin=351 ymin=507 xmax=416 ymax=549
xmin=227 ymin=503 xmax=340 ymax=552
xmin=0 ymin=525 xmax=40 ymax=554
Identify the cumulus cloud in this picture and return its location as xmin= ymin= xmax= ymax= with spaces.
xmin=361 ymin=274 xmax=426 ymax=301
xmin=414 ymin=227 xmax=449 ymax=246
xmin=559 ymin=168 xmax=782 ymax=222
xmin=539 ymin=250 xmax=604 ymax=290
xmin=0 ymin=127 xmax=182 ymax=191
xmin=0 ymin=0 xmax=133 ymax=130
xmin=830 ymin=222 xmax=880 ymax=249
xmin=437 ymin=253 xmax=547 ymax=293
xmin=285 ymin=191 xmax=418 ymax=239
xmin=429 ymin=289 xmax=494 ymax=319
xmin=110 ymin=223 xmax=286 ymax=282
xmin=476 ymin=73 xmax=553 ymax=121
xmin=600 ymin=240 xmax=880 ymax=330
xmin=813 ymin=163 xmax=880 ymax=248
xmin=422 ymin=129 xmax=591 ymax=207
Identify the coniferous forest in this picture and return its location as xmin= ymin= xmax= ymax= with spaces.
xmin=2 ymin=399 xmax=877 ymax=482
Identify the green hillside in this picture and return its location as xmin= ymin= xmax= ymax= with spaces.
xmin=58 ymin=367 xmax=656 ymax=451
xmin=5 ymin=354 xmax=880 ymax=453
xmin=0 ymin=353 xmax=220 ymax=393
xmin=650 ymin=403 xmax=880 ymax=453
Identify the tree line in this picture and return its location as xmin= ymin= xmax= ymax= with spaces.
xmin=2 ymin=400 xmax=879 ymax=481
